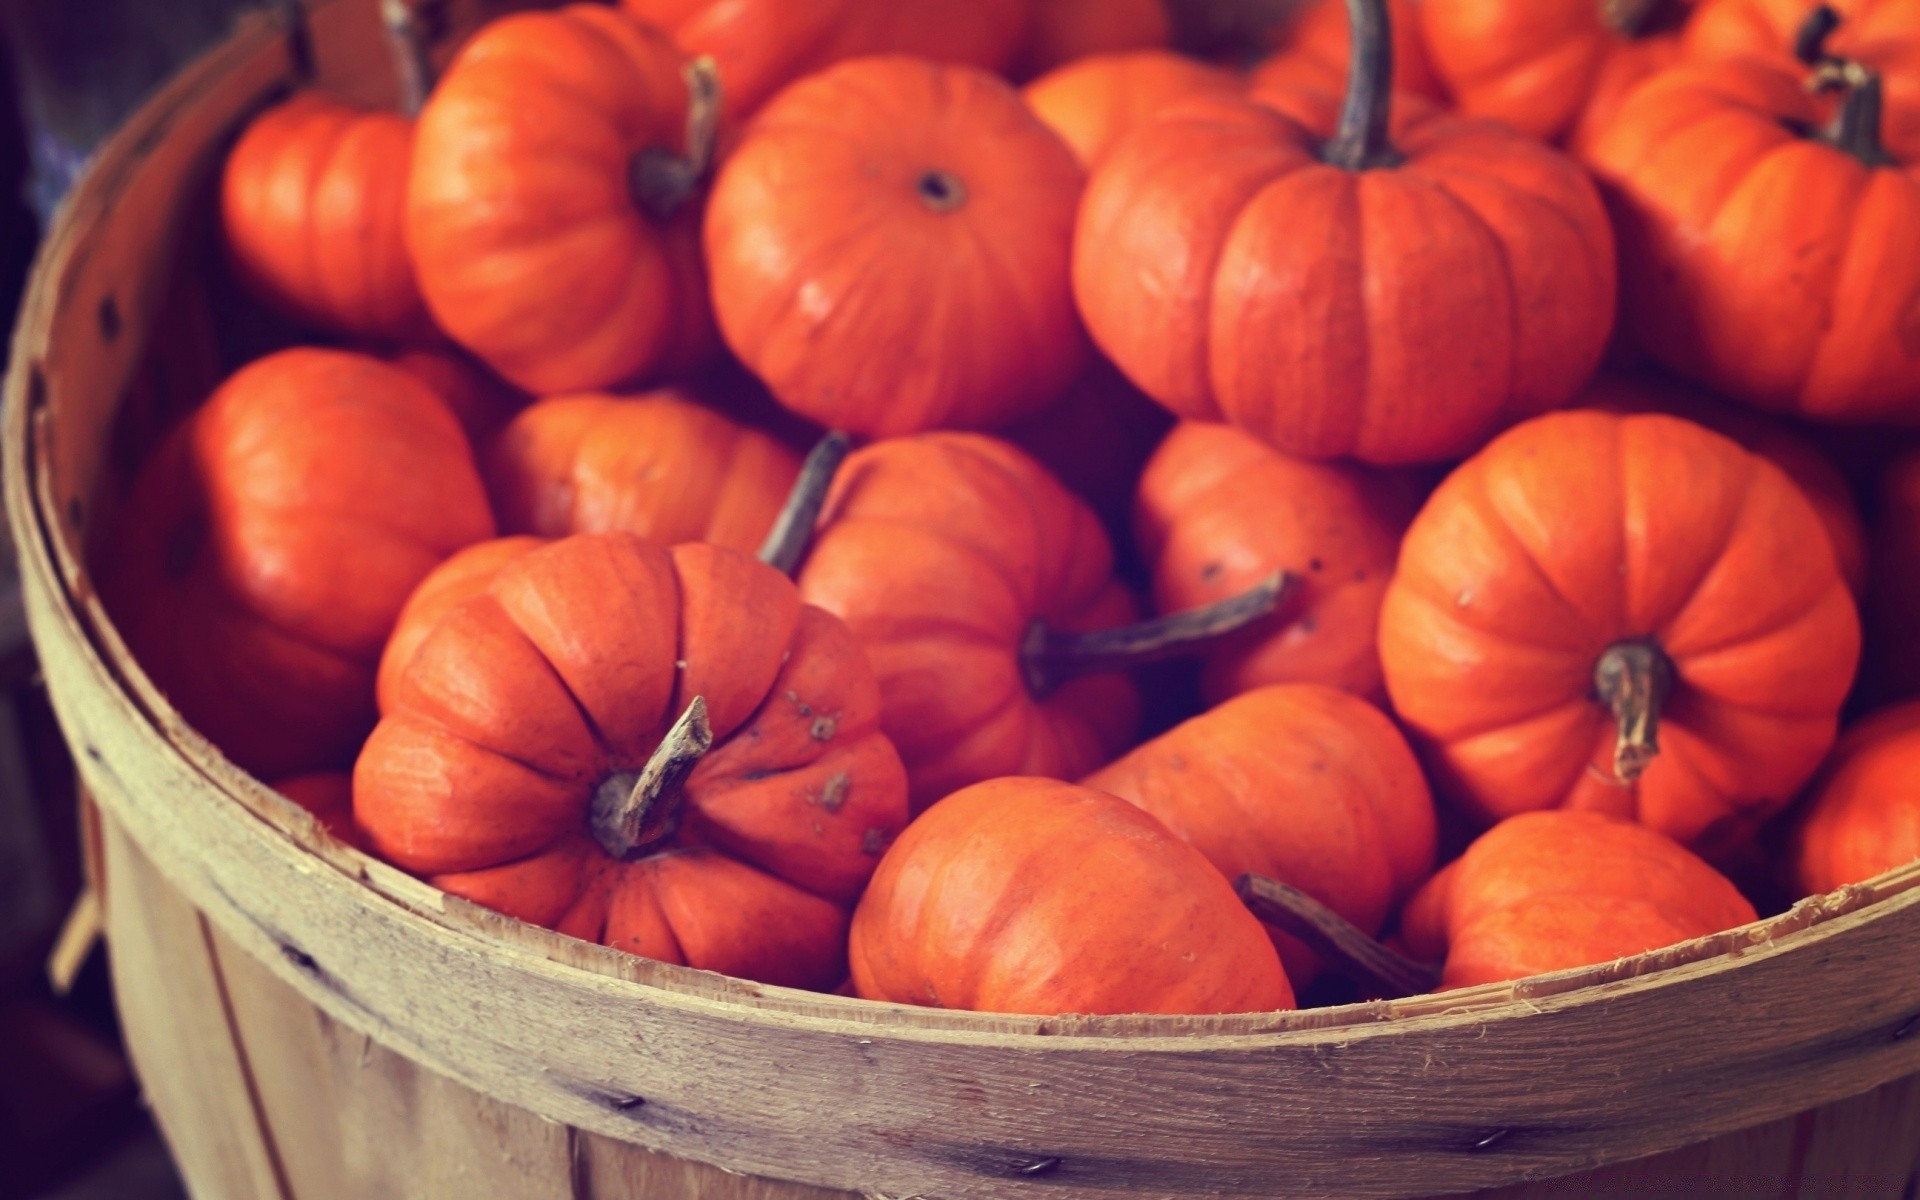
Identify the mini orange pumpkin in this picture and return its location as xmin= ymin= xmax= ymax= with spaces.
xmin=1419 ymin=0 xmax=1697 ymax=142
xmin=620 ymin=0 xmax=1033 ymax=120
xmin=356 ymin=534 xmax=909 ymax=990
xmin=1379 ymin=410 xmax=1860 ymax=857
xmin=1077 ymin=0 xmax=1617 ymax=464
xmin=1134 ymin=421 xmax=1416 ymax=703
xmin=407 ymin=6 xmax=716 ymax=394
xmin=1399 ymin=810 xmax=1758 ymax=989
xmin=1084 ymin=685 xmax=1435 ymax=983
xmin=1023 ymin=50 xmax=1241 ymax=169
xmin=220 ymin=6 xmax=439 ymax=341
xmin=1584 ymin=31 xmax=1920 ymax=420
xmin=1791 ymin=702 xmax=1920 ymax=895
xmin=849 ymin=778 xmax=1295 ymax=1016
xmin=485 ymin=390 xmax=801 ymax=552
xmin=1252 ymin=0 xmax=1440 ymax=100
xmin=1011 ymin=0 xmax=1172 ymax=79
xmin=100 ymin=348 xmax=495 ymax=778
xmin=706 ymin=57 xmax=1087 ymax=437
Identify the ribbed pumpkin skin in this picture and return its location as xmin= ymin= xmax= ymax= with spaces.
xmin=1011 ymin=0 xmax=1171 ymax=78
xmin=1074 ymin=93 xmax=1616 ymax=464
xmin=406 ymin=7 xmax=712 ymax=395
xmin=1379 ymin=410 xmax=1860 ymax=855
xmin=1792 ymin=702 xmax=1920 ymax=896
xmin=621 ymin=0 xmax=1032 ymax=119
xmin=1024 ymin=50 xmax=1240 ymax=169
xmin=1135 ymin=421 xmax=1415 ymax=703
xmin=1400 ymin=810 xmax=1758 ymax=990
xmin=1685 ymin=0 xmax=1920 ymax=161
xmin=1252 ymin=0 xmax=1441 ymax=100
xmin=1084 ymin=685 xmax=1435 ymax=983
xmin=376 ymin=536 xmax=549 ymax=716
xmin=100 ymin=349 xmax=495 ymax=779
xmin=706 ymin=57 xmax=1087 ymax=438
xmin=1419 ymin=0 xmax=1698 ymax=142
xmin=485 ymin=391 xmax=801 ymax=552
xmin=222 ymin=93 xmax=431 ymax=342
xmin=795 ymin=434 xmax=1139 ymax=810
xmin=849 ymin=778 xmax=1296 ymax=1016
xmin=355 ymin=535 xmax=910 ymax=991
xmin=1584 ymin=58 xmax=1920 ymax=421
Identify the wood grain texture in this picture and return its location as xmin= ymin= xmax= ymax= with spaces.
xmin=9 ymin=1 xmax=1920 ymax=1198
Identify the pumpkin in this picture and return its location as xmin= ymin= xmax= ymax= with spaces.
xmin=485 ymin=390 xmax=801 ymax=552
xmin=1584 ymin=31 xmax=1920 ymax=420
xmin=99 ymin=348 xmax=495 ymax=779
xmin=620 ymin=0 xmax=1033 ymax=120
xmin=706 ymin=57 xmax=1087 ymax=438
xmin=1791 ymin=702 xmax=1920 ymax=895
xmin=1076 ymin=0 xmax=1617 ymax=465
xmin=1134 ymin=421 xmax=1416 ymax=703
xmin=1863 ymin=450 xmax=1920 ymax=703
xmin=376 ymin=536 xmax=549 ymax=715
xmin=796 ymin=432 xmax=1284 ymax=809
xmin=1005 ymin=356 xmax=1175 ymax=543
xmin=407 ymin=6 xmax=717 ymax=395
xmin=1011 ymin=0 xmax=1172 ymax=79
xmin=274 ymin=774 xmax=363 ymax=847
xmin=1581 ymin=371 xmax=1869 ymax=593
xmin=848 ymin=778 xmax=1295 ymax=1015
xmin=1023 ymin=50 xmax=1240 ymax=169
xmin=1566 ymin=28 xmax=1687 ymax=157
xmin=1418 ymin=0 xmax=1697 ymax=142
xmin=1399 ymin=810 xmax=1758 ymax=989
xmin=1378 ymin=409 xmax=1861 ymax=857
xmin=389 ymin=344 xmax=528 ymax=449
xmin=1083 ymin=685 xmax=1435 ymax=983
xmin=220 ymin=5 xmax=439 ymax=340
xmin=1251 ymin=0 xmax=1441 ymax=100
xmin=355 ymin=533 xmax=910 ymax=990
xmin=1686 ymin=0 xmax=1920 ymax=161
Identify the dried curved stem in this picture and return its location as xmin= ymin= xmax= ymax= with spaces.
xmin=1594 ymin=641 xmax=1674 ymax=785
xmin=631 ymin=57 xmax=724 ymax=220
xmin=1323 ymin=0 xmax=1403 ymax=171
xmin=759 ymin=432 xmax=854 ymax=576
xmin=1236 ymin=874 xmax=1440 ymax=999
xmin=590 ymin=697 xmax=713 ymax=860
xmin=1022 ymin=571 xmax=1294 ymax=698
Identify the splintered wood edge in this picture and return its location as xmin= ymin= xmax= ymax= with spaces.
xmin=5 ymin=0 xmax=1920 ymax=1047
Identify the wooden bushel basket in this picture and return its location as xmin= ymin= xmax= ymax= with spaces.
xmin=7 ymin=1 xmax=1920 ymax=1196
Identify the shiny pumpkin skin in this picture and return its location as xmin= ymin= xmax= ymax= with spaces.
xmin=1378 ymin=410 xmax=1860 ymax=855
xmin=1419 ymin=0 xmax=1697 ymax=142
xmin=1011 ymin=0 xmax=1172 ymax=79
xmin=1685 ymin=0 xmax=1920 ymax=161
xmin=100 ymin=348 xmax=495 ymax=779
xmin=620 ymin=0 xmax=1032 ymax=120
xmin=406 ymin=6 xmax=713 ymax=395
xmin=795 ymin=433 xmax=1139 ymax=811
xmin=376 ymin=536 xmax=549 ymax=715
xmin=706 ymin=57 xmax=1087 ymax=438
xmin=1792 ymin=701 xmax=1920 ymax=895
xmin=1074 ymin=91 xmax=1616 ymax=464
xmin=355 ymin=534 xmax=910 ymax=990
xmin=1584 ymin=57 xmax=1920 ymax=421
xmin=1024 ymin=50 xmax=1241 ymax=169
xmin=1084 ymin=685 xmax=1435 ymax=983
xmin=222 ymin=93 xmax=431 ymax=342
xmin=1399 ymin=810 xmax=1758 ymax=989
xmin=849 ymin=778 xmax=1296 ymax=1016
xmin=486 ymin=390 xmax=801 ymax=552
xmin=1135 ymin=421 xmax=1415 ymax=703
xmin=1252 ymin=0 xmax=1442 ymax=101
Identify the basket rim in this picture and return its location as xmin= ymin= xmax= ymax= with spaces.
xmin=5 ymin=0 xmax=1919 ymax=1053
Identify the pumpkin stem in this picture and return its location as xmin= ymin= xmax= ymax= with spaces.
xmin=380 ymin=0 xmax=442 ymax=118
xmin=631 ymin=56 xmax=724 ymax=221
xmin=1323 ymin=0 xmax=1404 ymax=171
xmin=1593 ymin=641 xmax=1674 ymax=785
xmin=1236 ymin=874 xmax=1440 ymax=999
xmin=1600 ymin=0 xmax=1667 ymax=37
xmin=1794 ymin=4 xmax=1844 ymax=66
xmin=1824 ymin=67 xmax=1896 ymax=167
xmin=590 ymin=696 xmax=713 ymax=860
xmin=1021 ymin=571 xmax=1295 ymax=698
xmin=758 ymin=432 xmax=854 ymax=577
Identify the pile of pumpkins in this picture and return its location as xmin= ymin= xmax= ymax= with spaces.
xmin=96 ymin=0 xmax=1920 ymax=1017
